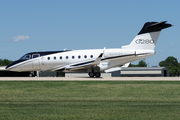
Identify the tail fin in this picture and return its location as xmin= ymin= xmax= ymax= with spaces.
xmin=122 ymin=21 xmax=172 ymax=50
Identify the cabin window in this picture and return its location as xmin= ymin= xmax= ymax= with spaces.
xmin=48 ymin=57 xmax=50 ymax=60
xmin=90 ymin=55 xmax=93 ymax=58
xmin=60 ymin=56 xmax=62 ymax=59
xmin=54 ymin=57 xmax=56 ymax=60
xmin=66 ymin=56 xmax=68 ymax=59
xmin=78 ymin=55 xmax=81 ymax=59
xmin=84 ymin=55 xmax=87 ymax=58
xmin=72 ymin=56 xmax=75 ymax=59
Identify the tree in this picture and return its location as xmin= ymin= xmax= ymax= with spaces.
xmin=159 ymin=56 xmax=179 ymax=67
xmin=129 ymin=63 xmax=138 ymax=67
xmin=129 ymin=60 xmax=147 ymax=67
xmin=0 ymin=59 xmax=2 ymax=66
xmin=0 ymin=59 xmax=13 ymax=66
xmin=138 ymin=60 xmax=147 ymax=67
xmin=159 ymin=56 xmax=180 ymax=76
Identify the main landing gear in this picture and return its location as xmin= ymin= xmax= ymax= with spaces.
xmin=88 ymin=66 xmax=101 ymax=78
xmin=88 ymin=72 xmax=101 ymax=78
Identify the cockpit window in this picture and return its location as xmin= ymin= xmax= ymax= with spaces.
xmin=19 ymin=54 xmax=31 ymax=60
xmin=32 ymin=54 xmax=40 ymax=58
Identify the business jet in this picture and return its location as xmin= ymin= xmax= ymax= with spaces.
xmin=6 ymin=21 xmax=172 ymax=77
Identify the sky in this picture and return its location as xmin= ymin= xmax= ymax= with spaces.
xmin=0 ymin=0 xmax=179 ymax=66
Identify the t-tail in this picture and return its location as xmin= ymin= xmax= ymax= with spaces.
xmin=122 ymin=21 xmax=172 ymax=50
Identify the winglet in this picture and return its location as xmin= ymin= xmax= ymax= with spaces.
xmin=122 ymin=62 xmax=130 ymax=67
xmin=91 ymin=53 xmax=103 ymax=65
xmin=104 ymin=62 xmax=130 ymax=73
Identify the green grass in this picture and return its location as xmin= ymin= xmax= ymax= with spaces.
xmin=0 ymin=81 xmax=180 ymax=119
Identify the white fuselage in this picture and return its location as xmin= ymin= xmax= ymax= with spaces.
xmin=7 ymin=48 xmax=155 ymax=72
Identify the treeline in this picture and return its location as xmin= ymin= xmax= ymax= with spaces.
xmin=130 ymin=56 xmax=180 ymax=76
xmin=0 ymin=59 xmax=13 ymax=66
xmin=129 ymin=60 xmax=147 ymax=67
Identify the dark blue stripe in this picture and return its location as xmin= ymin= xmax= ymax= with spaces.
xmin=101 ymin=54 xmax=135 ymax=61
xmin=68 ymin=53 xmax=151 ymax=68
xmin=70 ymin=54 xmax=135 ymax=68
xmin=71 ymin=61 xmax=94 ymax=66
xmin=6 ymin=59 xmax=27 ymax=69
xmin=6 ymin=50 xmax=72 ymax=69
xmin=23 ymin=50 xmax=72 ymax=58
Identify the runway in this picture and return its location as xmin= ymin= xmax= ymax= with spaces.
xmin=0 ymin=77 xmax=180 ymax=81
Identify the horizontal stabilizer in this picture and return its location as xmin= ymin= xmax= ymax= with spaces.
xmin=138 ymin=21 xmax=172 ymax=35
xmin=147 ymin=21 xmax=167 ymax=27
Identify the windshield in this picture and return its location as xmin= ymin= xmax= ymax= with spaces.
xmin=19 ymin=54 xmax=31 ymax=60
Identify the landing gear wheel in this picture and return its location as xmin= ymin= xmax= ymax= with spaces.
xmin=95 ymin=72 xmax=101 ymax=78
xmin=29 ymin=74 xmax=32 ymax=77
xmin=89 ymin=72 xmax=94 ymax=78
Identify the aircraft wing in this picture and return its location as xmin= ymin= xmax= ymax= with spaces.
xmin=61 ymin=53 xmax=103 ymax=72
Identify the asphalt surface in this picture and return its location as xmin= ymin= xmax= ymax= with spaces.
xmin=0 ymin=77 xmax=180 ymax=81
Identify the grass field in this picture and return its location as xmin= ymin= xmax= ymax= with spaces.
xmin=0 ymin=81 xmax=180 ymax=120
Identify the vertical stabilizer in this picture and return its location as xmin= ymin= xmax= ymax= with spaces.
xmin=122 ymin=21 xmax=172 ymax=50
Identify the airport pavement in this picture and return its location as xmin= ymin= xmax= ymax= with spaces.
xmin=0 ymin=77 xmax=180 ymax=81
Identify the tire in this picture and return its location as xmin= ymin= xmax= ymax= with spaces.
xmin=89 ymin=72 xmax=94 ymax=78
xmin=29 ymin=74 xmax=32 ymax=77
xmin=95 ymin=72 xmax=101 ymax=78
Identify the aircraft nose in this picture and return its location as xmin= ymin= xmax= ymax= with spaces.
xmin=6 ymin=64 xmax=12 ymax=70
xmin=5 ymin=60 xmax=21 ymax=71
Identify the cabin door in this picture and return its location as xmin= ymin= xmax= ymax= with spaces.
xmin=32 ymin=54 xmax=40 ymax=70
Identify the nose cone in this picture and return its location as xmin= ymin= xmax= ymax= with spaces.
xmin=6 ymin=60 xmax=25 ymax=71
xmin=6 ymin=61 xmax=15 ymax=70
